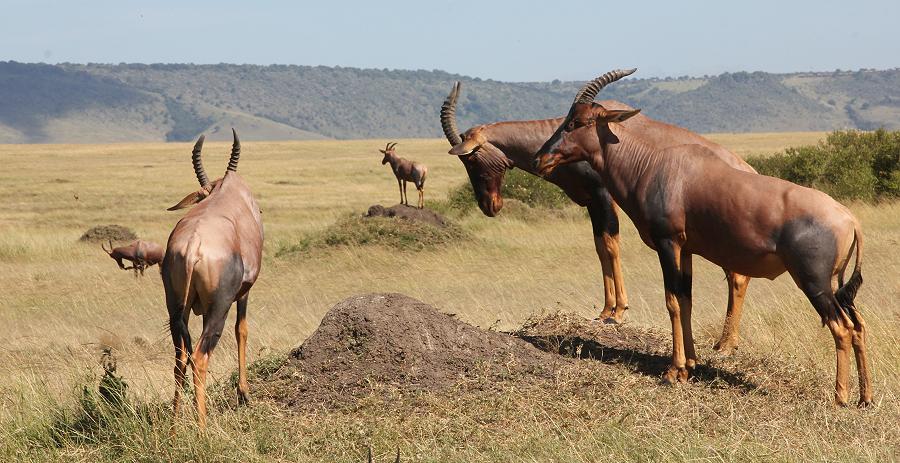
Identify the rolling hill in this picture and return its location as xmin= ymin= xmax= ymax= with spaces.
xmin=1 ymin=61 xmax=898 ymax=143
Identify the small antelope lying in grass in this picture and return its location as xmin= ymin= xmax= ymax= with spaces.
xmin=101 ymin=239 xmax=164 ymax=276
xmin=534 ymin=69 xmax=870 ymax=407
xmin=380 ymin=142 xmax=428 ymax=208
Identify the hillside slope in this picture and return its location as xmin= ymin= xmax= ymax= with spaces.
xmin=1 ymin=61 xmax=898 ymax=143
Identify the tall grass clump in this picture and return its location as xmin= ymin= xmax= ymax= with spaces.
xmin=746 ymin=129 xmax=900 ymax=201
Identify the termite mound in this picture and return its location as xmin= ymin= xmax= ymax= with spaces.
xmin=79 ymin=224 xmax=138 ymax=243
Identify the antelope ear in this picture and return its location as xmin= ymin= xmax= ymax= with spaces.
xmin=379 ymin=149 xmax=386 ymax=154
xmin=448 ymin=138 xmax=481 ymax=155
xmin=602 ymin=109 xmax=641 ymax=123
xmin=167 ymin=191 xmax=204 ymax=211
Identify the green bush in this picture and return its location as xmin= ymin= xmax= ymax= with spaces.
xmin=746 ymin=129 xmax=900 ymax=201
xmin=503 ymin=169 xmax=570 ymax=208
xmin=446 ymin=169 xmax=571 ymax=213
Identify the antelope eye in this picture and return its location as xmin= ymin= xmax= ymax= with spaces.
xmin=566 ymin=120 xmax=575 ymax=131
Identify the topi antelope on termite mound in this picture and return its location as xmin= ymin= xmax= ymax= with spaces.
xmin=534 ymin=69 xmax=870 ymax=408
xmin=380 ymin=142 xmax=428 ymax=209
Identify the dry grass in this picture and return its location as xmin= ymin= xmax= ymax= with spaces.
xmin=1 ymin=133 xmax=898 ymax=461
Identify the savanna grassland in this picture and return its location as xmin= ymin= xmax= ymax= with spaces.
xmin=1 ymin=133 xmax=898 ymax=462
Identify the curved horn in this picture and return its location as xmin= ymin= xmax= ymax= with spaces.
xmin=386 ymin=142 xmax=398 ymax=151
xmin=226 ymin=128 xmax=241 ymax=173
xmin=573 ymin=68 xmax=637 ymax=104
xmin=191 ymin=135 xmax=210 ymax=188
xmin=440 ymin=81 xmax=463 ymax=146
xmin=101 ymin=240 xmax=113 ymax=255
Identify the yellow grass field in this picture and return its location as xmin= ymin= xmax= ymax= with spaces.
xmin=1 ymin=132 xmax=898 ymax=462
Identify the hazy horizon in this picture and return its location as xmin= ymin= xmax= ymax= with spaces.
xmin=2 ymin=0 xmax=898 ymax=82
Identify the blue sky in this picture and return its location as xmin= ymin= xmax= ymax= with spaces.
xmin=1 ymin=0 xmax=897 ymax=81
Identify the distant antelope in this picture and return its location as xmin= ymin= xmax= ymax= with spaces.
xmin=380 ymin=142 xmax=428 ymax=208
xmin=534 ymin=69 xmax=870 ymax=407
xmin=101 ymin=239 xmax=164 ymax=276
xmin=441 ymin=80 xmax=753 ymax=353
xmin=162 ymin=129 xmax=264 ymax=428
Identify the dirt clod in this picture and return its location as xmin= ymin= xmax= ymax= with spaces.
xmin=79 ymin=224 xmax=138 ymax=243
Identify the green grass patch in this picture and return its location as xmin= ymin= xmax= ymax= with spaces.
xmin=276 ymin=214 xmax=469 ymax=256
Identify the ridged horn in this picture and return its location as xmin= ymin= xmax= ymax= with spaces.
xmin=573 ymin=68 xmax=637 ymax=104
xmin=191 ymin=135 xmax=210 ymax=188
xmin=386 ymin=142 xmax=398 ymax=151
xmin=440 ymin=81 xmax=463 ymax=146
xmin=226 ymin=129 xmax=241 ymax=173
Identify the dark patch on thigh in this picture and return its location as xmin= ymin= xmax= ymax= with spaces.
xmin=776 ymin=216 xmax=838 ymax=298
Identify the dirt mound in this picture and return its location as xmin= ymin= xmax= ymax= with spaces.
xmin=79 ymin=224 xmax=138 ymax=243
xmin=514 ymin=311 xmax=671 ymax=358
xmin=365 ymin=204 xmax=449 ymax=228
xmin=259 ymin=294 xmax=567 ymax=409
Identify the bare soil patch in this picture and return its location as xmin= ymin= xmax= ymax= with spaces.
xmin=364 ymin=203 xmax=450 ymax=228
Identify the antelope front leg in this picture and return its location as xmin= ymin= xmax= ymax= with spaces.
xmin=679 ymin=250 xmax=698 ymax=370
xmin=234 ymin=295 xmax=250 ymax=405
xmin=714 ymin=270 xmax=750 ymax=355
xmin=656 ymin=237 xmax=690 ymax=384
xmin=397 ymin=178 xmax=403 ymax=205
xmin=402 ymin=180 xmax=408 ymax=205
xmin=587 ymin=202 xmax=628 ymax=322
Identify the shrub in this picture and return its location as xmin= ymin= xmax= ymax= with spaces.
xmin=502 ymin=169 xmax=570 ymax=208
xmin=746 ymin=129 xmax=900 ymax=201
xmin=446 ymin=169 xmax=571 ymax=214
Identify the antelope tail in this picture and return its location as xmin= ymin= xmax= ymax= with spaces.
xmin=835 ymin=227 xmax=863 ymax=325
xmin=178 ymin=238 xmax=202 ymax=363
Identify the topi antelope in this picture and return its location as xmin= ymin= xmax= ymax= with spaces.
xmin=162 ymin=129 xmax=264 ymax=428
xmin=534 ymin=69 xmax=870 ymax=407
xmin=101 ymin=239 xmax=164 ymax=276
xmin=380 ymin=142 xmax=428 ymax=208
xmin=442 ymin=80 xmax=752 ymax=353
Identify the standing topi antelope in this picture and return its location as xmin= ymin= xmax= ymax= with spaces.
xmin=102 ymin=239 xmax=164 ymax=276
xmin=380 ymin=142 xmax=428 ymax=209
xmin=162 ymin=129 xmax=264 ymax=428
xmin=441 ymin=80 xmax=753 ymax=353
xmin=534 ymin=69 xmax=870 ymax=406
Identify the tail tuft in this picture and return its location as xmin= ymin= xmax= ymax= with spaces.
xmin=835 ymin=269 xmax=862 ymax=325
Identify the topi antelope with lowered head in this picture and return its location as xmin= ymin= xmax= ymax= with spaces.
xmin=534 ymin=69 xmax=870 ymax=407
xmin=101 ymin=239 xmax=164 ymax=276
xmin=380 ymin=142 xmax=428 ymax=208
xmin=162 ymin=129 xmax=264 ymax=428
xmin=442 ymin=79 xmax=753 ymax=353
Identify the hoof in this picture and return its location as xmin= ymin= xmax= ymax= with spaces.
xmin=857 ymin=399 xmax=873 ymax=409
xmin=713 ymin=339 xmax=739 ymax=356
xmin=237 ymin=390 xmax=251 ymax=406
xmin=602 ymin=317 xmax=619 ymax=325
xmin=661 ymin=366 xmax=689 ymax=385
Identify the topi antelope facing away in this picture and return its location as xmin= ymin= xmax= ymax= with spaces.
xmin=162 ymin=129 xmax=264 ymax=429
xmin=441 ymin=80 xmax=752 ymax=353
xmin=380 ymin=142 xmax=428 ymax=208
xmin=534 ymin=69 xmax=870 ymax=407
xmin=101 ymin=239 xmax=164 ymax=276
